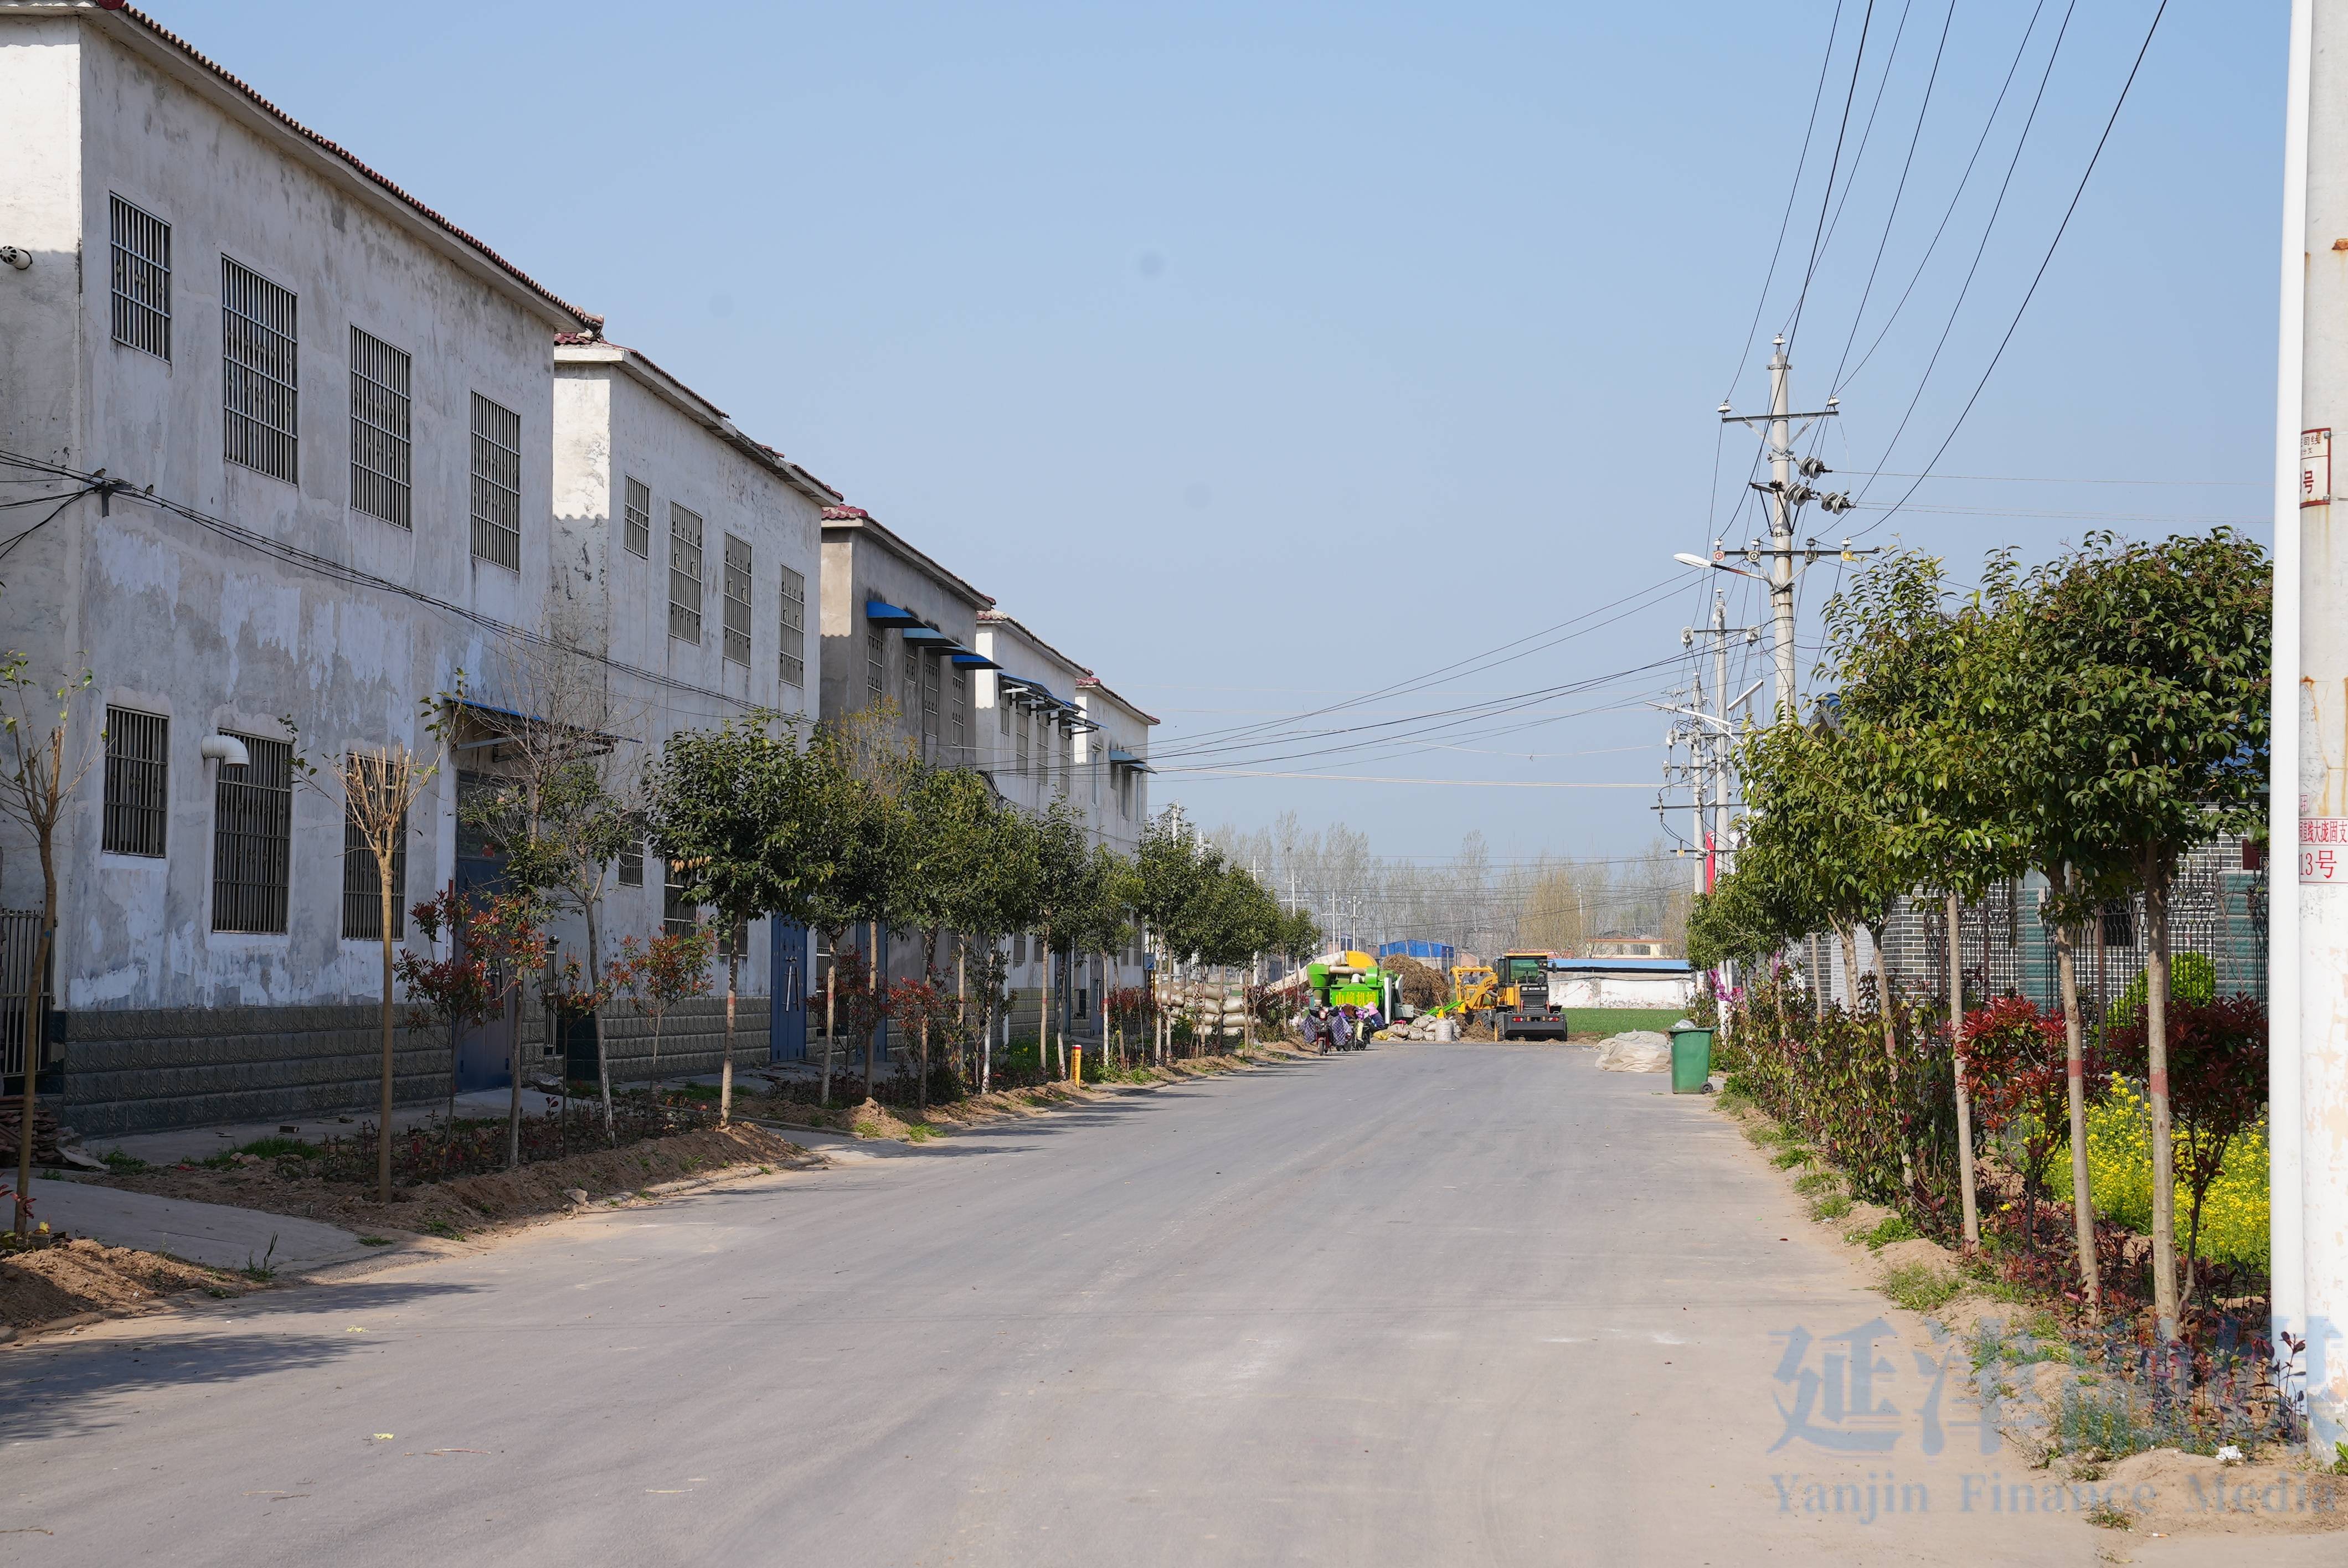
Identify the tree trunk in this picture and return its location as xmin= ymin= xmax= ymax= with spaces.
xmin=1837 ymin=924 xmax=1860 ymax=1014
xmin=2143 ymin=853 xmax=2181 ymax=1342
xmin=1948 ymin=891 xmax=1981 ymax=1247
xmin=720 ymin=941 xmax=738 ymax=1128
xmin=863 ymin=920 xmax=880 ymax=1102
xmin=586 ymin=900 xmax=613 ymax=1146
xmin=1809 ymin=933 xmax=1826 ymax=1023
xmin=956 ymin=942 xmax=967 ymax=1089
xmin=506 ymin=979 xmax=522 ymax=1170
xmin=1866 ymin=922 xmax=1916 ymax=1194
xmin=917 ymin=1014 xmax=930 ymax=1115
xmin=651 ymin=1010 xmax=665 ymax=1106
xmin=2048 ymin=866 xmax=2101 ymax=1310
xmin=378 ymin=853 xmax=397 ymax=1205
xmin=13 ymin=850 xmax=55 ymax=1239
xmin=819 ymin=927 xmax=839 ymax=1107
xmin=1041 ymin=933 xmax=1056 ymax=1082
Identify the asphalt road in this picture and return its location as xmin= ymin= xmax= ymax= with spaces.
xmin=1 ymin=1044 xmax=2322 ymax=1565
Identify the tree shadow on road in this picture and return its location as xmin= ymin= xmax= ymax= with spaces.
xmin=0 ymin=1276 xmax=484 ymax=1442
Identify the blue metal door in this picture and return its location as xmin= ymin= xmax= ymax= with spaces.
xmin=769 ymin=919 xmax=808 ymax=1062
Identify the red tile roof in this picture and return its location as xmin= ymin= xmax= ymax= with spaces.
xmin=89 ymin=5 xmax=598 ymax=331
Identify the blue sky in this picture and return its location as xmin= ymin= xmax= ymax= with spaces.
xmin=180 ymin=0 xmax=2284 ymax=862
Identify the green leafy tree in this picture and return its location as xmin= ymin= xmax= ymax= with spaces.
xmin=2015 ymin=529 xmax=2269 ymax=1339
xmin=1029 ymin=800 xmax=1101 ymax=1080
xmin=643 ymin=713 xmax=810 ymax=1127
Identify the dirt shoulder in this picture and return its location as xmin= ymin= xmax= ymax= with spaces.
xmin=1 ymin=1239 xmax=260 ymax=1335
xmin=89 ymin=1122 xmax=816 ymax=1245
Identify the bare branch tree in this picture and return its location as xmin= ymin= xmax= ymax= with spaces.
xmin=0 ymin=657 xmax=96 ymax=1239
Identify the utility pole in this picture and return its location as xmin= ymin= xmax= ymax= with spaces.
xmin=1717 ymin=338 xmax=1863 ymax=723
xmin=1710 ymin=591 xmax=1731 ymax=888
xmin=2278 ymin=0 xmax=2346 ymax=1456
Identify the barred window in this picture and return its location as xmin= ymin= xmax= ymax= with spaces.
xmin=618 ymin=837 xmax=644 ymax=888
xmin=102 ymin=706 xmax=168 ymax=857
xmin=222 ymin=257 xmax=297 ymax=482
xmin=340 ymin=783 xmax=408 ymax=941
xmin=778 ymin=566 xmax=806 ymax=689
xmin=469 ymin=393 xmax=522 ymax=569
xmin=722 ymin=534 xmax=753 ymax=667
xmin=623 ymin=476 xmax=651 ymax=558
xmin=999 ymin=688 xmax=1010 ymax=736
xmin=951 ymin=664 xmax=967 ymax=762
xmin=902 ymin=637 xmax=920 ymax=714
xmin=1016 ymin=710 xmax=1029 ymax=778
xmin=109 ymin=194 xmax=171 ymax=359
xmin=663 ymin=858 xmax=699 ymax=936
xmin=212 ymin=733 xmax=292 ymax=934
xmin=349 ymin=327 xmax=412 ymax=528
xmin=668 ymin=504 xmax=703 ymax=642
xmin=920 ymin=652 xmax=939 ymax=755
xmin=866 ymin=626 xmax=885 ymax=704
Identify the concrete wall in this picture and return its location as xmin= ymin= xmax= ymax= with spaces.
xmin=60 ymin=1005 xmax=441 ymax=1137
xmin=0 ymin=20 xmax=581 ymax=1012
xmin=816 ymin=513 xmax=987 ymax=760
xmin=550 ymin=345 xmax=832 ymax=1000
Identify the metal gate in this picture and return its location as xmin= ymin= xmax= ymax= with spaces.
xmin=0 ymin=909 xmax=55 ymax=1086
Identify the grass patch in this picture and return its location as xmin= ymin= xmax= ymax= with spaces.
xmin=1714 ymin=1082 xmax=1753 ymax=1116
xmin=1851 ymin=1213 xmax=1919 ymax=1250
xmin=1879 ymin=1261 xmax=1963 ymax=1313
xmin=2083 ymin=1502 xmax=2135 ymax=1531
xmin=237 ymin=1136 xmax=317 ymax=1160
xmin=357 ymin=1236 xmax=393 ymax=1247
xmin=902 ymin=1123 xmax=939 ymax=1143
xmin=1808 ymin=1192 xmax=1853 ymax=1221
xmin=100 ymin=1149 xmax=150 ymax=1173
xmin=423 ymin=1219 xmax=463 ymax=1240
xmin=1563 ymin=1008 xmax=1690 ymax=1039
xmin=1793 ymin=1170 xmax=1841 ymax=1196
xmin=1769 ymin=1146 xmax=1812 ymax=1170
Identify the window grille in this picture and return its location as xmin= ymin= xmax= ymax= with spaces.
xmin=341 ymin=785 xmax=408 ymax=940
xmin=722 ymin=534 xmax=753 ymax=667
xmin=618 ymin=837 xmax=644 ymax=888
xmin=867 ymin=626 xmax=885 ymax=705
xmin=663 ymin=858 xmax=699 ymax=936
xmin=469 ymin=393 xmax=523 ymax=569
xmin=668 ymin=505 xmax=704 ymax=642
xmin=349 ymin=327 xmax=412 ymax=528
xmin=623 ymin=476 xmax=651 ymax=558
xmin=951 ymin=665 xmax=967 ymax=761
xmin=109 ymin=194 xmax=171 ymax=359
xmin=102 ymin=706 xmax=168 ymax=857
xmin=1016 ymin=711 xmax=1029 ymax=778
xmin=999 ymin=690 xmax=1010 ymax=736
xmin=2101 ymin=900 xmax=2135 ymax=950
xmin=778 ymin=566 xmax=806 ymax=689
xmin=1014 ymin=933 xmax=1027 ymax=966
xmin=222 ymin=257 xmax=297 ymax=482
xmin=920 ymin=653 xmax=939 ymax=756
xmin=903 ymin=638 xmax=920 ymax=715
xmin=212 ymin=733 xmax=292 ymax=933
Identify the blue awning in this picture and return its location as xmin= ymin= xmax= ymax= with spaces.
xmin=862 ymin=600 xmax=924 ymax=628
xmin=951 ymin=652 xmax=1001 ymax=670
xmin=901 ymin=628 xmax=955 ymax=650
xmin=999 ymin=674 xmax=1064 ymax=709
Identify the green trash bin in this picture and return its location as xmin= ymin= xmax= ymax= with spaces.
xmin=1667 ymin=1022 xmax=1714 ymax=1095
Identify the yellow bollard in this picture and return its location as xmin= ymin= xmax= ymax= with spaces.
xmin=1072 ymin=1045 xmax=1083 ymax=1085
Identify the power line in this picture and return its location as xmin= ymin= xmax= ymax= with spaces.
xmin=1851 ymin=0 xmax=2173 ymax=542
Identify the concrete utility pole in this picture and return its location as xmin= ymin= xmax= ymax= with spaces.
xmin=1710 ymin=591 xmax=1731 ymax=883
xmin=2277 ymin=0 xmax=2347 ymax=1456
xmin=1715 ymin=338 xmax=1865 ymax=724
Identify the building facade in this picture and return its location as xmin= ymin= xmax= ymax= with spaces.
xmin=0 ymin=4 xmax=607 ymax=1131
